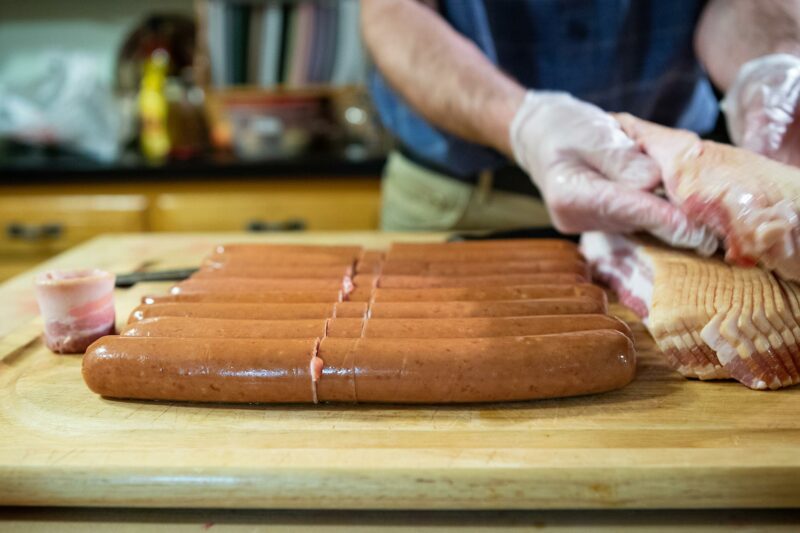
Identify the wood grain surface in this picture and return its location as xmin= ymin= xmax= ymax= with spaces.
xmin=1 ymin=233 xmax=799 ymax=510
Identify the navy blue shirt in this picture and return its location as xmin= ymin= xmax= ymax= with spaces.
xmin=369 ymin=0 xmax=718 ymax=178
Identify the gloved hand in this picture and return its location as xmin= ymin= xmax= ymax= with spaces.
xmin=722 ymin=53 xmax=800 ymax=166
xmin=509 ymin=90 xmax=718 ymax=255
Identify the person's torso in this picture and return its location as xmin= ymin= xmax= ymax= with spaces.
xmin=369 ymin=0 xmax=718 ymax=177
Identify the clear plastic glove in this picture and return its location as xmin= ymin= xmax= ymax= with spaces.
xmin=509 ymin=90 xmax=718 ymax=255
xmin=722 ymin=53 xmax=800 ymax=167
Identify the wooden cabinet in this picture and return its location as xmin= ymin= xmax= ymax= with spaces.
xmin=0 ymin=178 xmax=380 ymax=281
xmin=151 ymin=180 xmax=380 ymax=231
xmin=0 ymin=194 xmax=149 ymax=278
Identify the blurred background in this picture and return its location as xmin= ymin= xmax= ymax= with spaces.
xmin=0 ymin=0 xmax=389 ymax=281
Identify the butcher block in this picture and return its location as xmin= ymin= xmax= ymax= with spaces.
xmin=1 ymin=232 xmax=799 ymax=510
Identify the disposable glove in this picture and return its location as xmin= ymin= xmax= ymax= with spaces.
xmin=509 ymin=90 xmax=718 ymax=255
xmin=722 ymin=53 xmax=800 ymax=166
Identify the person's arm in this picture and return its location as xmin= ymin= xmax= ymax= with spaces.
xmin=695 ymin=0 xmax=800 ymax=165
xmin=361 ymin=0 xmax=717 ymax=253
xmin=360 ymin=0 xmax=524 ymax=156
xmin=695 ymin=0 xmax=800 ymax=91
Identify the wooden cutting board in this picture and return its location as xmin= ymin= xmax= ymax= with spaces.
xmin=1 ymin=233 xmax=799 ymax=510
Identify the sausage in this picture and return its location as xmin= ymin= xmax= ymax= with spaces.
xmin=214 ymin=243 xmax=363 ymax=258
xmin=363 ymin=296 xmax=606 ymax=316
xmin=121 ymin=313 xmax=628 ymax=340
xmin=371 ymin=259 xmax=588 ymax=278
xmin=84 ymin=331 xmax=635 ymax=403
xmin=358 ymin=273 xmax=586 ymax=289
xmin=349 ymin=284 xmax=607 ymax=305
xmin=128 ymin=302 xmax=367 ymax=322
xmin=388 ymin=239 xmax=577 ymax=252
xmin=194 ymin=264 xmax=353 ymax=279
xmin=121 ymin=317 xmax=328 ymax=338
xmin=326 ymin=314 xmax=631 ymax=339
xmin=142 ymin=290 xmax=343 ymax=305
xmin=172 ymin=277 xmax=351 ymax=295
xmin=82 ymin=336 xmax=319 ymax=403
xmin=384 ymin=248 xmax=583 ymax=263
xmin=204 ymin=254 xmax=355 ymax=269
xmin=367 ymin=300 xmax=608 ymax=319
xmin=316 ymin=331 xmax=636 ymax=403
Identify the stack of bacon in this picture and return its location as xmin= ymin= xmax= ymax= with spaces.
xmin=581 ymin=232 xmax=800 ymax=391
xmin=82 ymin=240 xmax=637 ymax=404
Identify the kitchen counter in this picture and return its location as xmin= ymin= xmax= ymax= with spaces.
xmin=2 ymin=232 xmax=799 ymax=531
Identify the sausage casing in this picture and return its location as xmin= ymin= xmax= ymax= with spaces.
xmin=360 ymin=273 xmax=587 ymax=289
xmin=142 ymin=290 xmax=343 ymax=305
xmin=316 ymin=331 xmax=635 ymax=403
xmin=367 ymin=300 xmax=606 ymax=319
xmin=82 ymin=336 xmax=319 ymax=403
xmin=327 ymin=314 xmax=631 ymax=339
xmin=128 ymin=302 xmax=367 ymax=323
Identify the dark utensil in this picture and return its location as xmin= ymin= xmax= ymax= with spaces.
xmin=447 ymin=227 xmax=579 ymax=243
xmin=115 ymin=268 xmax=198 ymax=288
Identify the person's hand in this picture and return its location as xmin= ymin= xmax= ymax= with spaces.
xmin=509 ymin=90 xmax=718 ymax=255
xmin=722 ymin=53 xmax=800 ymax=166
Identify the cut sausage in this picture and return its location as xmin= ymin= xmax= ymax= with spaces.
xmin=367 ymin=300 xmax=608 ymax=319
xmin=365 ymin=273 xmax=586 ymax=289
xmin=121 ymin=317 xmax=328 ymax=338
xmin=129 ymin=302 xmax=337 ymax=322
xmin=215 ymin=243 xmax=362 ymax=255
xmin=194 ymin=264 xmax=353 ymax=279
xmin=204 ymin=254 xmax=355 ymax=269
xmin=384 ymin=249 xmax=583 ymax=263
xmin=142 ymin=290 xmax=343 ymax=305
xmin=372 ymin=259 xmax=588 ymax=278
xmin=326 ymin=315 xmax=631 ymax=339
xmin=388 ymin=239 xmax=577 ymax=252
xmin=82 ymin=336 xmax=319 ymax=403
xmin=316 ymin=331 xmax=635 ymax=403
xmin=84 ymin=331 xmax=634 ymax=404
xmin=172 ymin=277 xmax=351 ymax=295
xmin=352 ymin=284 xmax=607 ymax=305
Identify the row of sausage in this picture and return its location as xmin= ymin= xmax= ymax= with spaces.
xmin=82 ymin=240 xmax=637 ymax=404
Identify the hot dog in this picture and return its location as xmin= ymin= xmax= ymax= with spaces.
xmin=194 ymin=264 xmax=353 ymax=279
xmin=204 ymin=253 xmax=355 ymax=269
xmin=83 ymin=331 xmax=635 ymax=403
xmin=326 ymin=315 xmax=631 ymax=339
xmin=142 ymin=290 xmax=343 ymax=305
xmin=356 ymin=273 xmax=586 ymax=289
xmin=370 ymin=259 xmax=588 ymax=278
xmin=388 ymin=239 xmax=577 ymax=252
xmin=128 ymin=302 xmax=367 ymax=322
xmin=119 ymin=313 xmax=629 ymax=339
xmin=122 ymin=316 xmax=328 ymax=338
xmin=384 ymin=249 xmax=583 ymax=263
xmin=367 ymin=300 xmax=608 ymax=319
xmin=316 ymin=331 xmax=635 ymax=403
xmin=82 ymin=336 xmax=319 ymax=403
xmin=214 ymin=243 xmax=363 ymax=257
xmin=349 ymin=284 xmax=607 ymax=305
xmin=172 ymin=277 xmax=352 ymax=295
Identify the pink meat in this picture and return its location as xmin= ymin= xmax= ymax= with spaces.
xmin=34 ymin=269 xmax=116 ymax=354
xmin=615 ymin=113 xmax=800 ymax=282
xmin=581 ymin=232 xmax=800 ymax=390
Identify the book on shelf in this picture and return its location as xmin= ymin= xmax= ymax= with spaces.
xmin=205 ymin=0 xmax=366 ymax=89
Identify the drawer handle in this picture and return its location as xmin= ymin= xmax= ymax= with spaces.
xmin=246 ymin=219 xmax=306 ymax=232
xmin=6 ymin=222 xmax=64 ymax=241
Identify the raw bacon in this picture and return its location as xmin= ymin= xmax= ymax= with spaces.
xmin=581 ymin=231 xmax=800 ymax=390
xmin=616 ymin=113 xmax=800 ymax=282
xmin=34 ymin=269 xmax=116 ymax=354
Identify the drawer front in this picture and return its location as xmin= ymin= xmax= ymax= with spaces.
xmin=151 ymin=180 xmax=381 ymax=231
xmin=0 ymin=195 xmax=149 ymax=256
